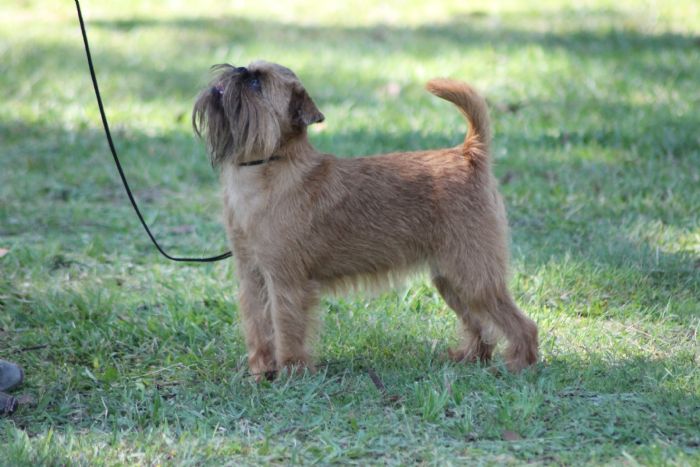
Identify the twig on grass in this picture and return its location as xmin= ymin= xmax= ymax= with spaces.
xmin=367 ymin=367 xmax=387 ymax=395
xmin=10 ymin=344 xmax=49 ymax=354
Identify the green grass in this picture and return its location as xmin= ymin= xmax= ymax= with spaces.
xmin=1 ymin=0 xmax=699 ymax=464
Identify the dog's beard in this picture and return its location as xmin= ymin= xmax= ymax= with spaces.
xmin=224 ymin=89 xmax=281 ymax=164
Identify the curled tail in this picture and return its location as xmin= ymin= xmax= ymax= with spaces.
xmin=426 ymin=79 xmax=491 ymax=156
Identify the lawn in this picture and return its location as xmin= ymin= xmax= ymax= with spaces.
xmin=1 ymin=0 xmax=699 ymax=464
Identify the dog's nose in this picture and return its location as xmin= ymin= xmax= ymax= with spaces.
xmin=234 ymin=66 xmax=247 ymax=73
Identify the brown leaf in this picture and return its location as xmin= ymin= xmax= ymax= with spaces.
xmin=0 ymin=248 xmax=8 ymax=258
xmin=16 ymin=394 xmax=36 ymax=406
xmin=502 ymin=430 xmax=522 ymax=441
xmin=168 ymin=225 xmax=195 ymax=234
xmin=386 ymin=394 xmax=402 ymax=404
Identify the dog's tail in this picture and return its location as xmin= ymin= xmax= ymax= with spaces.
xmin=426 ymin=79 xmax=491 ymax=157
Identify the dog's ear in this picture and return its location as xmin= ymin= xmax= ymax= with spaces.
xmin=193 ymin=84 xmax=234 ymax=166
xmin=290 ymin=85 xmax=325 ymax=128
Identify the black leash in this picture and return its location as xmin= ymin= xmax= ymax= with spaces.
xmin=75 ymin=0 xmax=232 ymax=263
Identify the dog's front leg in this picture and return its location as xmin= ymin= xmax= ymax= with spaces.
xmin=238 ymin=265 xmax=276 ymax=380
xmin=265 ymin=274 xmax=319 ymax=375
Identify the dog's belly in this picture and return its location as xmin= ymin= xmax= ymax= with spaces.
xmin=314 ymin=261 xmax=426 ymax=295
xmin=309 ymin=229 xmax=430 ymax=287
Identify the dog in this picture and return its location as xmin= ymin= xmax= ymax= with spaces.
xmin=193 ymin=61 xmax=538 ymax=378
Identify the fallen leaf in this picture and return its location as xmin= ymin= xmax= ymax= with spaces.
xmin=168 ymin=225 xmax=195 ymax=234
xmin=16 ymin=394 xmax=36 ymax=406
xmin=0 ymin=248 xmax=8 ymax=258
xmin=386 ymin=394 xmax=402 ymax=404
xmin=502 ymin=430 xmax=522 ymax=441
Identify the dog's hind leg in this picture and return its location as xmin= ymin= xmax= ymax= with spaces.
xmin=433 ymin=275 xmax=495 ymax=364
xmin=469 ymin=289 xmax=538 ymax=372
xmin=433 ymin=259 xmax=538 ymax=372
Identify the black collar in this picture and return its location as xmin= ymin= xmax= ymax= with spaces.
xmin=238 ymin=155 xmax=283 ymax=167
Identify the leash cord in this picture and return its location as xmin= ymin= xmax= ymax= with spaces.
xmin=75 ymin=0 xmax=232 ymax=263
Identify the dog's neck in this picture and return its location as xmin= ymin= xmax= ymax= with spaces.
xmin=235 ymin=132 xmax=319 ymax=172
xmin=222 ymin=133 xmax=320 ymax=232
xmin=238 ymin=134 xmax=318 ymax=167
xmin=275 ymin=133 xmax=317 ymax=161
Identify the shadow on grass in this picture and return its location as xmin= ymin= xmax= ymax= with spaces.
xmin=4 ymin=11 xmax=699 ymax=104
xmin=87 ymin=11 xmax=699 ymax=55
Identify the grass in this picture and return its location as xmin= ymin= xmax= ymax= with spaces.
xmin=1 ymin=0 xmax=699 ymax=464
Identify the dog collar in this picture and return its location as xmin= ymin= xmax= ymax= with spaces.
xmin=238 ymin=155 xmax=283 ymax=167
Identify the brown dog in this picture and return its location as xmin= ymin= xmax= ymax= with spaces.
xmin=193 ymin=61 xmax=538 ymax=377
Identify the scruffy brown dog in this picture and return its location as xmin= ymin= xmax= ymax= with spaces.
xmin=193 ymin=61 xmax=538 ymax=378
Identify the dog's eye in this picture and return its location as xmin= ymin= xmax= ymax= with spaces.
xmin=247 ymin=77 xmax=262 ymax=92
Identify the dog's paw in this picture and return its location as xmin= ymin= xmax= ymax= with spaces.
xmin=448 ymin=342 xmax=493 ymax=364
xmin=447 ymin=347 xmax=473 ymax=363
xmin=277 ymin=358 xmax=316 ymax=378
xmin=249 ymin=355 xmax=277 ymax=382
xmin=505 ymin=352 xmax=538 ymax=373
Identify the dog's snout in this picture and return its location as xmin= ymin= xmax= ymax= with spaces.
xmin=234 ymin=66 xmax=248 ymax=74
xmin=211 ymin=83 xmax=224 ymax=97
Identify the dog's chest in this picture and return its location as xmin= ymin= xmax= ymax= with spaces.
xmin=222 ymin=169 xmax=269 ymax=233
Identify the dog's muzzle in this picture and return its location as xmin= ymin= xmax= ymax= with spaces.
xmin=211 ymin=84 xmax=224 ymax=98
xmin=211 ymin=67 xmax=248 ymax=97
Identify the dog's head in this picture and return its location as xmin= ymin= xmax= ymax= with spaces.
xmin=192 ymin=60 xmax=324 ymax=166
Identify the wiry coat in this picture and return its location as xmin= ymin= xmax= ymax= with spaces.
xmin=193 ymin=61 xmax=538 ymax=377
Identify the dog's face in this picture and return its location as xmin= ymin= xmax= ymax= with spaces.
xmin=193 ymin=60 xmax=324 ymax=166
